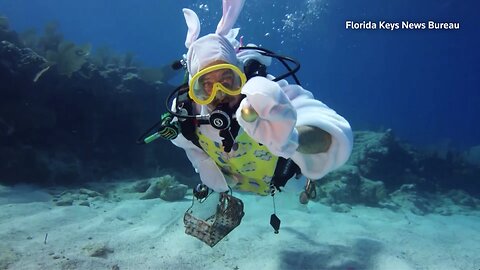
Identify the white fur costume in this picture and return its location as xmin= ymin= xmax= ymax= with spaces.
xmin=172 ymin=0 xmax=353 ymax=192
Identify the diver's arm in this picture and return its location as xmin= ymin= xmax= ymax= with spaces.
xmin=186 ymin=149 xmax=229 ymax=192
xmin=237 ymin=76 xmax=353 ymax=179
xmin=241 ymin=106 xmax=332 ymax=154
xmin=171 ymin=139 xmax=229 ymax=192
xmin=170 ymin=99 xmax=229 ymax=192
xmin=236 ymin=76 xmax=299 ymax=158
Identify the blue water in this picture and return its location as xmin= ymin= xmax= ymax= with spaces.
xmin=1 ymin=0 xmax=479 ymax=148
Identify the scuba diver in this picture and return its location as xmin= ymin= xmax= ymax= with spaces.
xmin=138 ymin=0 xmax=353 ymax=246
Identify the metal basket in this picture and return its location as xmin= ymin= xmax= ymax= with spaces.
xmin=184 ymin=192 xmax=244 ymax=247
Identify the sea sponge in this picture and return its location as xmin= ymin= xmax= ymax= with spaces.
xmin=38 ymin=21 xmax=63 ymax=53
xmin=90 ymin=46 xmax=135 ymax=68
xmin=139 ymin=65 xmax=178 ymax=83
xmin=46 ymin=41 xmax=91 ymax=77
xmin=463 ymin=145 xmax=480 ymax=166
xmin=0 ymin=15 xmax=9 ymax=30
xmin=156 ymin=174 xmax=178 ymax=190
xmin=19 ymin=28 xmax=38 ymax=49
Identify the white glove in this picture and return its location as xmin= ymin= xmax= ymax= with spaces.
xmin=235 ymin=77 xmax=299 ymax=158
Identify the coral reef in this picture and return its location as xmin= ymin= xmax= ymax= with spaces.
xmin=139 ymin=65 xmax=179 ymax=84
xmin=50 ymin=174 xmax=190 ymax=206
xmin=0 ymin=15 xmax=9 ymax=30
xmin=139 ymin=175 xmax=188 ymax=201
xmin=0 ymin=25 xmax=190 ymax=186
xmin=0 ymin=40 xmax=48 ymax=81
xmin=314 ymin=129 xmax=480 ymax=214
xmin=346 ymin=130 xmax=480 ymax=195
xmin=52 ymin=188 xmax=102 ymax=206
xmin=0 ymin=15 xmax=22 ymax=45
xmin=346 ymin=129 xmax=416 ymax=190
xmin=317 ymin=165 xmax=387 ymax=211
xmin=90 ymin=46 xmax=139 ymax=70
xmin=463 ymin=144 xmax=480 ymax=166
xmin=36 ymin=22 xmax=64 ymax=54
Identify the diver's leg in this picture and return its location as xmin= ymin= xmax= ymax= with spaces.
xmin=299 ymin=178 xmax=317 ymax=204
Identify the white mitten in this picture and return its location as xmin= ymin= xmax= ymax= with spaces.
xmin=236 ymin=77 xmax=299 ymax=158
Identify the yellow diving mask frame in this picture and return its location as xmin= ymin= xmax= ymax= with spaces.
xmin=188 ymin=63 xmax=247 ymax=105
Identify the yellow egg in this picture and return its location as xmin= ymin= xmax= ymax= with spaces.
xmin=241 ymin=105 xmax=258 ymax=122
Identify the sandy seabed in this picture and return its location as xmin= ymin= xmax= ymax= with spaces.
xmin=1 ymin=183 xmax=479 ymax=270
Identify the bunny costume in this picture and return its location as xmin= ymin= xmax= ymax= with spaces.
xmin=172 ymin=0 xmax=353 ymax=192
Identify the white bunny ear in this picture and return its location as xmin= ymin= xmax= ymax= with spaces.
xmin=225 ymin=28 xmax=240 ymax=40
xmin=215 ymin=0 xmax=245 ymax=36
xmin=183 ymin=8 xmax=201 ymax=49
xmin=225 ymin=28 xmax=241 ymax=50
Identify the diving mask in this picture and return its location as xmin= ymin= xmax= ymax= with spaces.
xmin=189 ymin=63 xmax=247 ymax=105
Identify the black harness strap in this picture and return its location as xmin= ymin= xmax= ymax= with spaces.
xmin=176 ymin=84 xmax=202 ymax=149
